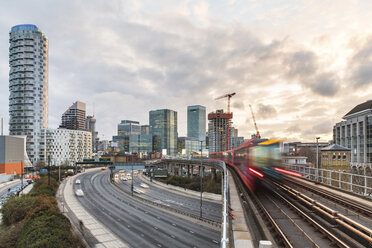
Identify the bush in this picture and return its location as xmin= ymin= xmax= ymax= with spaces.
xmin=0 ymin=222 xmax=24 ymax=248
xmin=16 ymin=211 xmax=80 ymax=248
xmin=1 ymin=196 xmax=38 ymax=226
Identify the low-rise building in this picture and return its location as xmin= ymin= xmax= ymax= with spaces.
xmin=178 ymin=137 xmax=201 ymax=155
xmin=321 ymin=144 xmax=351 ymax=170
xmin=282 ymin=156 xmax=308 ymax=165
xmin=0 ymin=135 xmax=32 ymax=174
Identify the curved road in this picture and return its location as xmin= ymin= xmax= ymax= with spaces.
xmin=116 ymin=174 xmax=221 ymax=223
xmin=75 ymin=170 xmax=220 ymax=248
xmin=0 ymin=181 xmax=21 ymax=197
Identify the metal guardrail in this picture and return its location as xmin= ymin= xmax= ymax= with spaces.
xmin=282 ymin=164 xmax=372 ymax=197
xmin=161 ymin=158 xmax=229 ymax=248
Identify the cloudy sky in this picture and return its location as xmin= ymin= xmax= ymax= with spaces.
xmin=1 ymin=0 xmax=372 ymax=142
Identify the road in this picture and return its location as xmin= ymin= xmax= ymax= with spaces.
xmin=75 ymin=170 xmax=220 ymax=248
xmin=0 ymin=181 xmax=22 ymax=198
xmin=116 ymin=174 xmax=222 ymax=223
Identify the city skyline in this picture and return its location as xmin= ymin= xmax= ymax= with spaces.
xmin=1 ymin=1 xmax=372 ymax=142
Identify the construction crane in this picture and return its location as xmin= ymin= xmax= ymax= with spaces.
xmin=249 ymin=104 xmax=261 ymax=138
xmin=215 ymin=92 xmax=236 ymax=113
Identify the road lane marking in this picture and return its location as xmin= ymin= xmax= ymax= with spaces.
xmin=172 ymin=223 xmax=176 ymax=226
xmin=189 ymin=230 xmax=194 ymax=233
xmin=212 ymin=240 xmax=219 ymax=244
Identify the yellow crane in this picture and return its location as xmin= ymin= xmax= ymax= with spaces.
xmin=249 ymin=104 xmax=261 ymax=138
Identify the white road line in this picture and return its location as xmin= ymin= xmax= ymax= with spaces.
xmin=189 ymin=230 xmax=194 ymax=233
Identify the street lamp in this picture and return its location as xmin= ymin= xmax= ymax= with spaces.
xmin=200 ymin=140 xmax=203 ymax=219
xmin=316 ymin=137 xmax=320 ymax=182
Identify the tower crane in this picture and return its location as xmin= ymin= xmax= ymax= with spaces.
xmin=249 ymin=104 xmax=261 ymax=138
xmin=215 ymin=92 xmax=236 ymax=113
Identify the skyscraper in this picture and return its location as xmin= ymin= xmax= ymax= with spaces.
xmin=86 ymin=115 xmax=96 ymax=152
xmin=208 ymin=109 xmax=233 ymax=153
xmin=60 ymin=101 xmax=86 ymax=130
xmin=149 ymin=109 xmax=178 ymax=155
xmin=9 ymin=24 xmax=49 ymax=165
xmin=117 ymin=120 xmax=140 ymax=135
xmin=187 ymin=105 xmax=206 ymax=145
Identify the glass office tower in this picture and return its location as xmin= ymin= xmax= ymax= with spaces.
xmin=187 ymin=105 xmax=206 ymax=146
xmin=9 ymin=24 xmax=49 ymax=166
xmin=149 ymin=109 xmax=178 ymax=155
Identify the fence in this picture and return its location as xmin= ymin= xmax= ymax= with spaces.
xmin=282 ymin=164 xmax=372 ymax=197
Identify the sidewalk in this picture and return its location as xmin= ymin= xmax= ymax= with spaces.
xmin=57 ymin=169 xmax=129 ymax=248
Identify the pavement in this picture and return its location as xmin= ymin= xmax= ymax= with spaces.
xmin=57 ymin=169 xmax=129 ymax=248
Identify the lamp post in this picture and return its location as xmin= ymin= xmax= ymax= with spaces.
xmin=131 ymin=163 xmax=134 ymax=196
xmin=48 ymin=153 xmax=51 ymax=186
xmin=316 ymin=137 xmax=320 ymax=182
xmin=200 ymin=141 xmax=203 ymax=219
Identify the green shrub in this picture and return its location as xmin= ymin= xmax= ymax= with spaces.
xmin=30 ymin=185 xmax=56 ymax=197
xmin=0 ymin=222 xmax=24 ymax=248
xmin=1 ymin=196 xmax=38 ymax=226
xmin=16 ymin=211 xmax=80 ymax=248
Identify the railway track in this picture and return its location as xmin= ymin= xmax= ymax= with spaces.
xmin=282 ymin=175 xmax=372 ymax=218
xmin=230 ymin=168 xmax=371 ymax=247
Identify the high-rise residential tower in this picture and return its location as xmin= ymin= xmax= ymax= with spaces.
xmin=9 ymin=24 xmax=49 ymax=165
xmin=149 ymin=109 xmax=178 ymax=155
xmin=187 ymin=105 xmax=206 ymax=145
xmin=60 ymin=101 xmax=86 ymax=130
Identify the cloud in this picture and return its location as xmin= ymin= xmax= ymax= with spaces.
xmin=257 ymin=104 xmax=277 ymax=119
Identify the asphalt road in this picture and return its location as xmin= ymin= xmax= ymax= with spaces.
xmin=116 ymin=174 xmax=222 ymax=223
xmin=75 ymin=170 xmax=220 ymax=248
xmin=0 ymin=182 xmax=21 ymax=197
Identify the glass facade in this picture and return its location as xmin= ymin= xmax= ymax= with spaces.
xmin=118 ymin=120 xmax=140 ymax=135
xmin=177 ymin=137 xmax=200 ymax=154
xmin=187 ymin=105 xmax=206 ymax=145
xmin=367 ymin=116 xmax=372 ymax=163
xmin=149 ymin=109 xmax=177 ymax=155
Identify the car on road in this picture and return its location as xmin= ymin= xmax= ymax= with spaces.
xmin=140 ymin=183 xmax=149 ymax=189
xmin=75 ymin=189 xmax=84 ymax=197
xmin=123 ymin=176 xmax=127 ymax=181
xmin=75 ymin=179 xmax=81 ymax=184
xmin=133 ymin=187 xmax=144 ymax=194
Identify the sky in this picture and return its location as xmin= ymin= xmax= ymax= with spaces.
xmin=1 ymin=0 xmax=372 ymax=143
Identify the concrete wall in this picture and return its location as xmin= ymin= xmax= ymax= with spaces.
xmin=0 ymin=136 xmax=26 ymax=174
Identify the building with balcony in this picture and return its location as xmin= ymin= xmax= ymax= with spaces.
xmin=9 ymin=24 xmax=49 ymax=166
xmin=40 ymin=128 xmax=92 ymax=166
xmin=149 ymin=109 xmax=178 ymax=155
xmin=333 ymin=100 xmax=372 ymax=169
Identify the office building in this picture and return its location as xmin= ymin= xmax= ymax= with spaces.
xmin=60 ymin=101 xmax=86 ymax=130
xmin=149 ymin=109 xmax=178 ymax=155
xmin=333 ymin=100 xmax=372 ymax=168
xmin=141 ymin=125 xmax=150 ymax=135
xmin=40 ymin=128 xmax=92 ymax=166
xmin=0 ymin=135 xmax=32 ymax=174
xmin=118 ymin=120 xmax=140 ymax=135
xmin=187 ymin=105 xmax=206 ymax=146
xmin=208 ymin=110 xmax=232 ymax=153
xmin=177 ymin=137 xmax=200 ymax=155
xmin=9 ymin=24 xmax=49 ymax=165
xmin=86 ymin=115 xmax=96 ymax=152
xmin=231 ymin=136 xmax=244 ymax=149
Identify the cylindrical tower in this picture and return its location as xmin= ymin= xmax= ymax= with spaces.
xmin=9 ymin=24 xmax=49 ymax=166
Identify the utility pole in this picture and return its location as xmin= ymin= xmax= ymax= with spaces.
xmin=58 ymin=163 xmax=61 ymax=182
xmin=48 ymin=154 xmax=51 ymax=186
xmin=316 ymin=137 xmax=320 ymax=182
xmin=21 ymin=160 xmax=23 ymax=188
xmin=131 ymin=163 xmax=134 ymax=196
xmin=200 ymin=141 xmax=203 ymax=219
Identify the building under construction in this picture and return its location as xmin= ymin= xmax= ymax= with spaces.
xmin=208 ymin=109 xmax=233 ymax=153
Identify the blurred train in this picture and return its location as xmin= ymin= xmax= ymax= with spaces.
xmin=210 ymin=138 xmax=301 ymax=192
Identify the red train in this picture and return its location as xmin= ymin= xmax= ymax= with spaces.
xmin=210 ymin=138 xmax=301 ymax=192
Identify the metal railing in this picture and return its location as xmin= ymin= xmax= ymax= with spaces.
xmin=163 ymin=158 xmax=229 ymax=248
xmin=282 ymin=164 xmax=372 ymax=197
